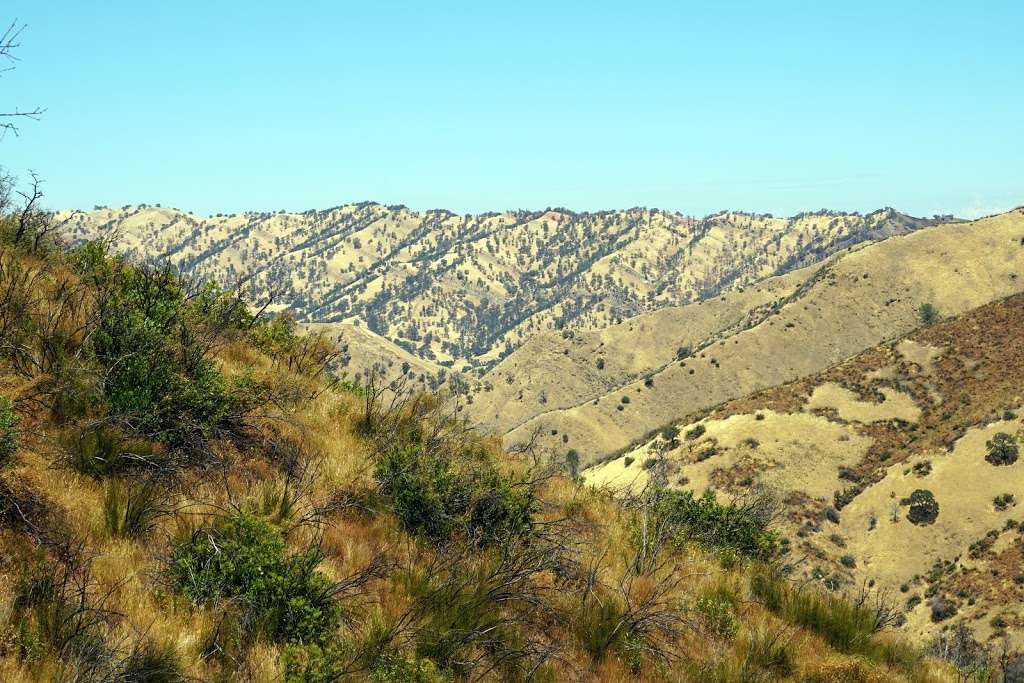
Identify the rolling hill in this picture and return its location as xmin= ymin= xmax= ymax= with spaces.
xmin=485 ymin=210 xmax=1024 ymax=465
xmin=584 ymin=258 xmax=1024 ymax=651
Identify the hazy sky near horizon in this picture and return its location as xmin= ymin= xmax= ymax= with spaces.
xmin=2 ymin=1 xmax=1022 ymax=218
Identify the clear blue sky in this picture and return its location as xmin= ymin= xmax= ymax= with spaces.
xmin=2 ymin=1 xmax=1022 ymax=218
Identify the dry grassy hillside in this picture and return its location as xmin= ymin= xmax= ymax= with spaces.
xmin=467 ymin=267 xmax=813 ymax=435
xmin=58 ymin=205 xmax=942 ymax=372
xmin=302 ymin=321 xmax=449 ymax=393
xmin=590 ymin=290 xmax=1024 ymax=657
xmin=504 ymin=210 xmax=1024 ymax=465
xmin=0 ymin=210 xmax=971 ymax=681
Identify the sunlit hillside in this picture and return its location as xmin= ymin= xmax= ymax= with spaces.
xmin=483 ymin=210 xmax=1024 ymax=464
xmin=0 ymin=206 xmax=972 ymax=682
xmin=59 ymin=205 xmax=945 ymax=373
xmin=590 ymin=289 xmax=1024 ymax=652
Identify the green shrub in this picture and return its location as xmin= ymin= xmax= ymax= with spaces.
xmin=695 ymin=592 xmax=738 ymax=639
xmin=686 ymin=424 xmax=706 ymax=440
xmin=282 ymin=643 xmax=351 ymax=683
xmin=370 ymin=651 xmax=442 ymax=683
xmin=918 ymin=303 xmax=939 ymax=325
xmin=67 ymin=240 xmax=118 ymax=285
xmin=994 ymin=493 xmax=1016 ymax=511
xmin=833 ymin=484 xmax=864 ymax=510
xmin=375 ymin=442 xmax=535 ymax=546
xmin=90 ymin=265 xmax=236 ymax=445
xmin=0 ymin=397 xmax=19 ymax=464
xmin=249 ymin=312 xmax=302 ymax=355
xmin=283 ymin=642 xmax=445 ymax=683
xmin=649 ymin=489 xmax=778 ymax=559
xmin=190 ymin=280 xmax=255 ymax=336
xmin=337 ymin=379 xmax=367 ymax=397
xmin=929 ymin=595 xmax=957 ymax=622
xmin=170 ymin=512 xmax=339 ymax=644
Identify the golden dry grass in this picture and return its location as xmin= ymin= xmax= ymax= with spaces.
xmin=0 ymin=243 xmax=963 ymax=682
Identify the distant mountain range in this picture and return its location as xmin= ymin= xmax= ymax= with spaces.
xmin=59 ymin=204 xmax=951 ymax=373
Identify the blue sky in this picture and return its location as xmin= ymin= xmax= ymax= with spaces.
xmin=2 ymin=1 xmax=1022 ymax=217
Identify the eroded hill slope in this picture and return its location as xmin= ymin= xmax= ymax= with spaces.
xmin=468 ymin=266 xmax=815 ymax=434
xmin=500 ymin=210 xmax=1024 ymax=464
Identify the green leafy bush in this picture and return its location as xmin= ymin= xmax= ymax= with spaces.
xmin=282 ymin=643 xmax=351 ymax=683
xmin=249 ymin=312 xmax=301 ymax=355
xmin=918 ymin=303 xmax=939 ymax=325
xmin=648 ymin=489 xmax=778 ymax=559
xmin=248 ymin=311 xmax=339 ymax=377
xmin=170 ymin=512 xmax=339 ymax=644
xmin=370 ymin=651 xmax=442 ymax=683
xmin=90 ymin=265 xmax=236 ymax=445
xmin=375 ymin=441 xmax=536 ymax=546
xmin=0 ymin=397 xmax=19 ymax=464
xmin=283 ymin=641 xmax=441 ymax=683
xmin=695 ymin=592 xmax=738 ymax=639
xmin=67 ymin=240 xmax=118 ymax=285
xmin=994 ymin=493 xmax=1016 ymax=511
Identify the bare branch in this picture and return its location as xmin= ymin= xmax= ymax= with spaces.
xmin=0 ymin=20 xmax=45 ymax=137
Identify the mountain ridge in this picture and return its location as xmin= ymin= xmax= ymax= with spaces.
xmin=58 ymin=203 xmax=952 ymax=375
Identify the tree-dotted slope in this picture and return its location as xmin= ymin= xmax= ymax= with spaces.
xmin=505 ymin=209 xmax=1024 ymax=465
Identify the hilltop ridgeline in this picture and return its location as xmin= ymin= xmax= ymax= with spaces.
xmin=61 ymin=204 xmax=946 ymax=371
